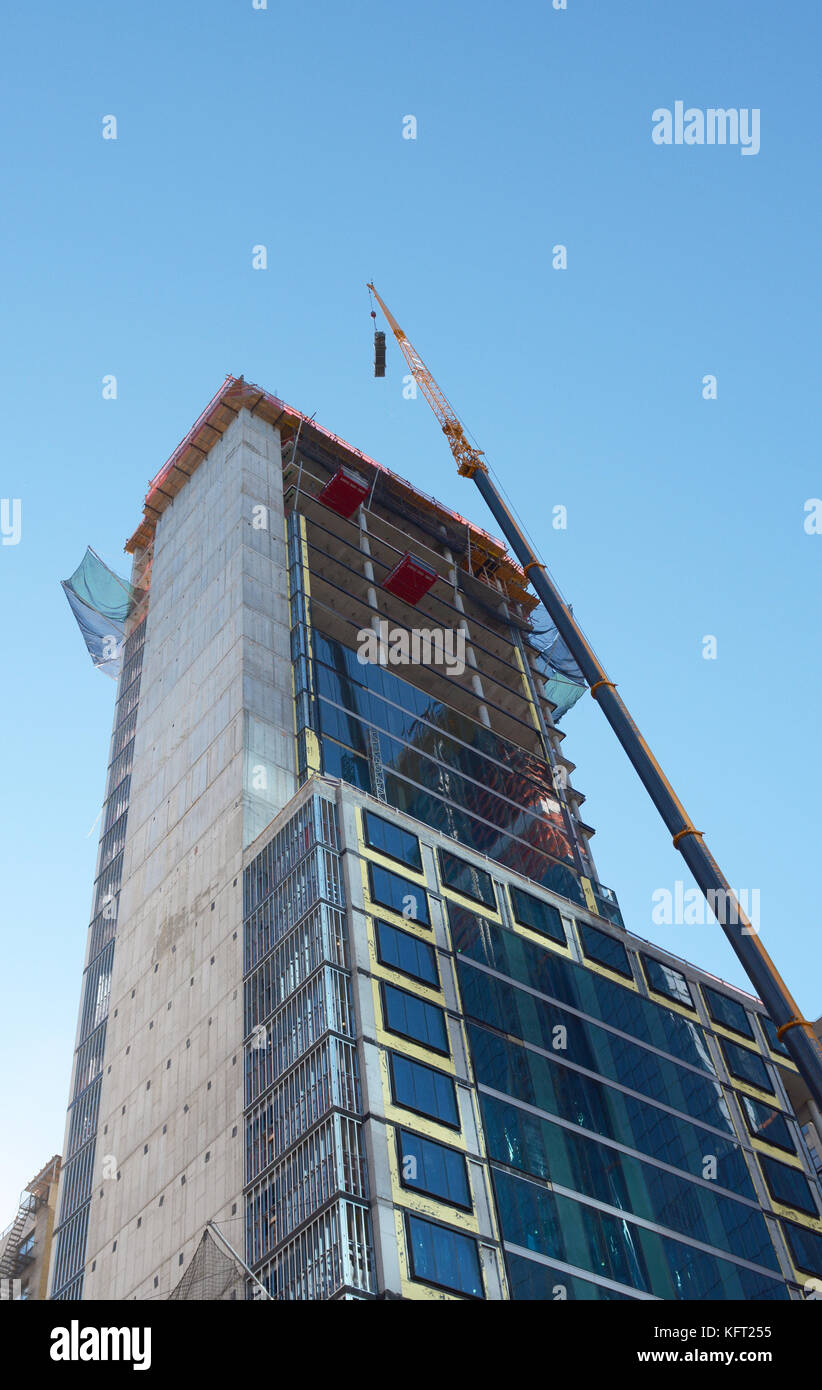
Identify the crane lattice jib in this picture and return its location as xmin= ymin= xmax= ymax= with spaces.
xmin=367 ymin=284 xmax=486 ymax=477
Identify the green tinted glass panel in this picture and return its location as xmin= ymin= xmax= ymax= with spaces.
xmin=506 ymin=1253 xmax=637 ymax=1300
xmin=451 ymin=911 xmax=712 ymax=1073
xmin=469 ymin=1022 xmax=745 ymax=1186
xmin=458 ymin=961 xmax=723 ymax=1127
xmin=480 ymin=1092 xmax=776 ymax=1267
xmin=492 ymin=1169 xmax=788 ymax=1301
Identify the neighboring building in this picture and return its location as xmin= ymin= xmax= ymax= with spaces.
xmin=50 ymin=377 xmax=822 ymax=1301
xmin=0 ymin=1157 xmax=61 ymax=1299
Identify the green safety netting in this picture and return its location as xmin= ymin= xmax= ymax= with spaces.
xmin=542 ymin=667 xmax=587 ymax=721
xmin=62 ymin=548 xmax=136 ymax=680
xmin=533 ymin=621 xmax=587 ymax=721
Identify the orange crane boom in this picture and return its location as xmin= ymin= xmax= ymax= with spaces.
xmin=367 ymin=283 xmax=487 ymax=479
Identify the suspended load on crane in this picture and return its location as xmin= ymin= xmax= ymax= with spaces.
xmin=373 ymin=330 xmax=386 ymax=377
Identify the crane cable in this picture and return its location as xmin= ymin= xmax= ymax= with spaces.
xmin=368 ymin=282 xmax=378 ymax=335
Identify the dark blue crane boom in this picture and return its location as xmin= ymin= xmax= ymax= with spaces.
xmin=367 ymin=280 xmax=822 ymax=1113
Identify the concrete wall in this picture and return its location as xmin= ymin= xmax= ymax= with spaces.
xmin=81 ymin=410 xmax=295 ymax=1299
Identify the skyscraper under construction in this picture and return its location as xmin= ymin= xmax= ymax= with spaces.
xmin=51 ymin=376 xmax=822 ymax=1301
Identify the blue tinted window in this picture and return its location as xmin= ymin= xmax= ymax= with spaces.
xmin=388 ymin=1051 xmax=459 ymax=1127
xmin=759 ymin=1155 xmax=819 ymax=1217
xmin=480 ymin=1093 xmax=777 ymax=1268
xmin=642 ymin=954 xmax=694 ymax=1009
xmin=315 ymin=633 xmax=556 ymax=793
xmin=579 ymin=923 xmax=633 ymax=978
xmin=492 ymin=1169 xmax=788 ymax=1301
xmin=760 ymin=1015 xmax=792 ymax=1059
xmin=740 ymin=1096 xmax=795 ymax=1154
xmin=397 ymin=1130 xmax=471 ymax=1209
xmin=438 ymin=849 xmax=496 ymax=908
xmin=593 ymin=887 xmax=624 ymax=929
xmin=368 ymin=862 xmax=430 ymax=926
xmin=782 ymin=1219 xmax=822 ymax=1278
xmin=321 ymin=737 xmax=371 ymax=790
xmin=702 ymin=984 xmax=753 ymax=1039
xmin=314 ymin=638 xmax=576 ymax=865
xmin=451 ymin=910 xmax=711 ymax=1072
xmin=507 ymin=1253 xmax=636 ymax=1300
xmin=363 ymin=810 xmax=422 ymax=870
xmin=314 ymin=629 xmax=589 ymax=905
xmin=376 ymin=921 xmax=439 ymax=987
xmin=509 ymin=886 xmax=565 ymax=945
xmin=405 ymin=1214 xmax=484 ymax=1298
xmin=468 ymin=1022 xmax=747 ymax=1189
xmin=720 ymin=1038 xmax=774 ymax=1094
xmin=382 ymin=983 xmax=449 ymax=1054
xmin=458 ymin=961 xmax=722 ymax=1127
xmin=384 ymin=767 xmax=585 ymax=904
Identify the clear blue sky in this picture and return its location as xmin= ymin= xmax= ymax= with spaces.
xmin=1 ymin=0 xmax=820 ymax=1221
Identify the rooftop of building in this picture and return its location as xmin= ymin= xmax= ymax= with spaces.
xmin=26 ymin=1155 xmax=60 ymax=1197
xmin=124 ymin=374 xmax=535 ymax=612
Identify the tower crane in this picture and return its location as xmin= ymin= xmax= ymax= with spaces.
xmin=366 ymin=281 xmax=822 ymax=1113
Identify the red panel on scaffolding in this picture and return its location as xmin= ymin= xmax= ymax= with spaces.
xmin=317 ymin=464 xmax=370 ymax=518
xmin=382 ymin=552 xmax=438 ymax=605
